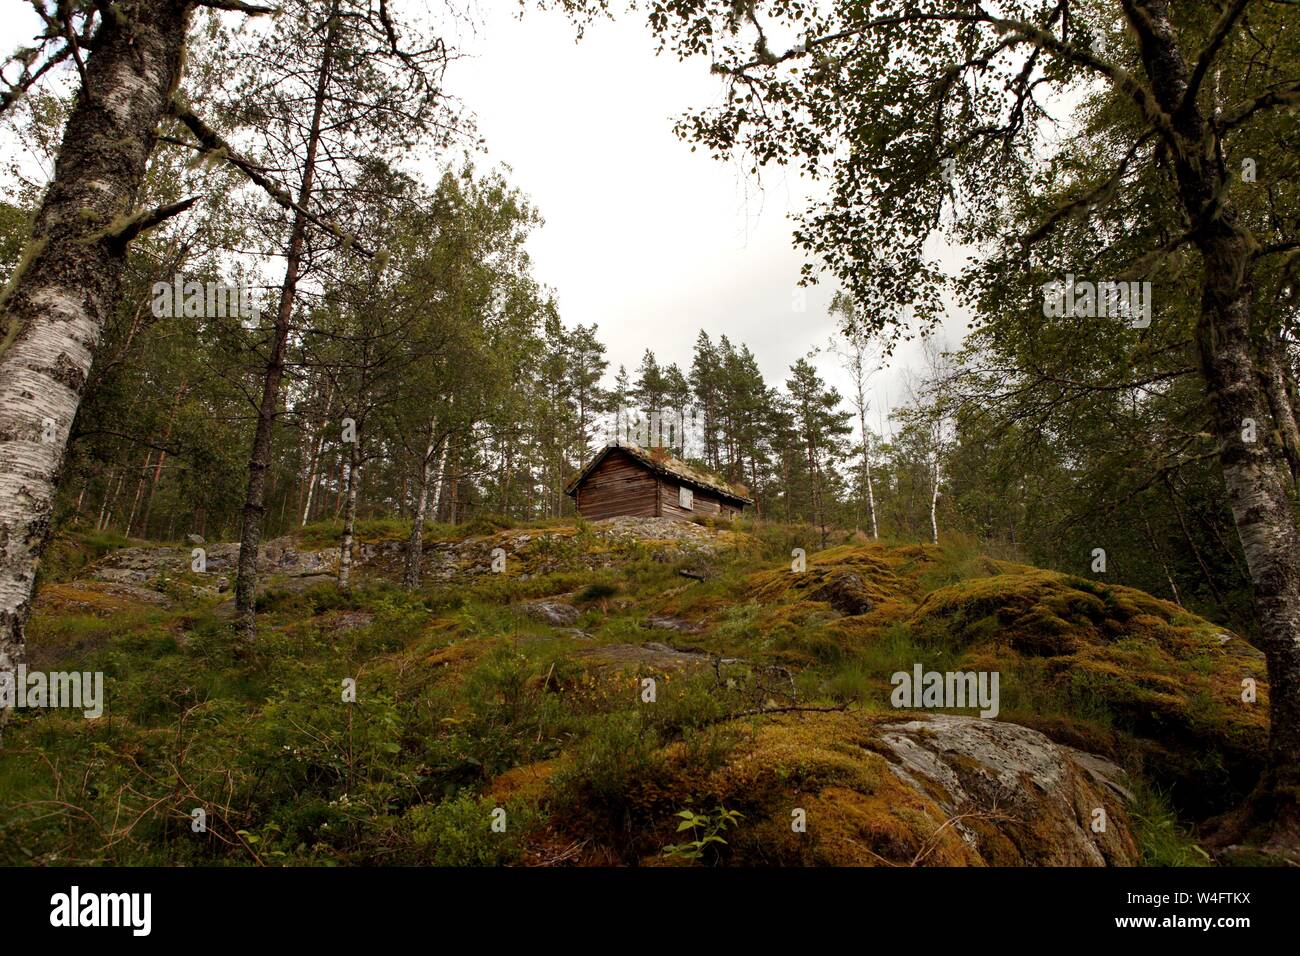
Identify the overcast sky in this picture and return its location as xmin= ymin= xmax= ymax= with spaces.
xmin=443 ymin=3 xmax=968 ymax=433
xmin=0 ymin=0 xmax=967 ymax=435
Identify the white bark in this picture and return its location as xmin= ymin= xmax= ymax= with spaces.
xmin=300 ymin=383 xmax=334 ymax=526
xmin=403 ymin=422 xmax=440 ymax=589
xmin=338 ymin=448 xmax=360 ymax=590
xmin=929 ymin=456 xmax=940 ymax=546
xmin=0 ymin=0 xmax=193 ymax=739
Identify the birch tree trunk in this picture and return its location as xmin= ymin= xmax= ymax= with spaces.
xmin=300 ymin=383 xmax=334 ymax=526
xmin=929 ymin=416 xmax=942 ymax=546
xmin=929 ymin=457 xmax=940 ymax=546
xmin=1261 ymin=341 xmax=1300 ymax=487
xmin=0 ymin=0 xmax=192 ymax=738
xmin=139 ymin=378 xmax=187 ymax=538
xmin=337 ymin=441 xmax=360 ymax=590
xmin=124 ymin=449 xmax=152 ymax=537
xmin=498 ymin=442 xmax=513 ymax=515
xmin=865 ymin=456 xmax=879 ymax=540
xmin=95 ymin=468 xmax=115 ymax=531
xmin=858 ymin=406 xmax=878 ymax=539
xmin=432 ymin=435 xmax=451 ymax=521
xmin=403 ymin=422 xmax=440 ymax=590
xmin=1193 ymin=235 xmax=1300 ymax=840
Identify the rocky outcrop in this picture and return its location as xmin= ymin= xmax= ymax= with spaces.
xmin=908 ymin=570 xmax=1267 ymax=815
xmin=807 ymin=571 xmax=875 ymax=615
xmin=87 ymin=536 xmax=339 ymax=597
xmin=871 ymin=716 xmax=1135 ymax=865
xmin=516 ymin=600 xmax=580 ymax=626
xmin=429 ymin=518 xmax=746 ymax=581
xmin=644 ymin=614 xmax=706 ymax=633
xmin=662 ymin=711 xmax=1139 ymax=866
xmin=589 ymin=516 xmax=739 ymax=546
xmin=742 ymin=544 xmax=1267 ymax=819
xmin=78 ymin=519 xmax=751 ymax=599
xmin=573 ymin=641 xmax=731 ymax=672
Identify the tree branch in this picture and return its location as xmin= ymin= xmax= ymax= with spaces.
xmin=193 ymin=0 xmax=277 ymax=14
xmin=95 ymin=195 xmax=200 ymax=250
xmin=1022 ymin=131 xmax=1156 ymax=246
xmin=1218 ymin=77 xmax=1300 ymax=132
xmin=169 ymin=104 xmax=376 ymax=259
xmin=1180 ymin=0 xmax=1252 ymax=118
xmin=723 ymin=9 xmax=1176 ymax=142
xmin=0 ymin=41 xmax=71 ymax=117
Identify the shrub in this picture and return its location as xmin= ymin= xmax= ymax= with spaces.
xmin=576 ymin=582 xmax=619 ymax=604
xmin=406 ymin=793 xmax=536 ymax=866
xmin=550 ymin=712 xmax=667 ymax=856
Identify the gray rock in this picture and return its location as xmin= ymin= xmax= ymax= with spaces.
xmin=874 ymin=715 xmax=1137 ymax=865
xmin=677 ymin=564 xmax=718 ymax=581
xmin=574 ymin=641 xmax=736 ymax=672
xmin=807 ymin=571 xmax=874 ymax=615
xmin=516 ymin=600 xmax=580 ymax=626
xmin=645 ymin=614 xmax=706 ymax=633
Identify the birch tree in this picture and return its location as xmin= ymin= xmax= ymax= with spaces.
xmin=0 ymin=0 xmax=275 ymax=740
xmin=829 ymin=293 xmax=882 ymax=539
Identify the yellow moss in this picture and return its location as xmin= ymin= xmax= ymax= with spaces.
xmin=618 ymin=711 xmax=1006 ymax=865
xmin=33 ymin=582 xmax=150 ymax=616
xmin=424 ymin=639 xmax=482 ymax=669
xmin=490 ymin=759 xmax=561 ymax=802
xmin=747 ymin=545 xmax=914 ymax=611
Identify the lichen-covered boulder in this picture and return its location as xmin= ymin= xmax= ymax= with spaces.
xmin=908 ymin=570 xmax=1266 ymax=815
xmin=871 ymin=715 xmax=1135 ymax=865
xmin=652 ymin=711 xmax=1138 ymax=866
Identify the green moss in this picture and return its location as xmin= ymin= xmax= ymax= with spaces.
xmin=0 ymin=234 xmax=48 ymax=352
xmin=5 ymin=525 xmax=1260 ymax=865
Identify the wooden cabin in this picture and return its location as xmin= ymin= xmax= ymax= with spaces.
xmin=565 ymin=443 xmax=753 ymax=521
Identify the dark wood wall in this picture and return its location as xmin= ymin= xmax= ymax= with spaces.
xmin=658 ymin=476 xmax=723 ymax=520
xmin=574 ymin=449 xmax=658 ymax=520
xmin=574 ymin=448 xmax=746 ymax=521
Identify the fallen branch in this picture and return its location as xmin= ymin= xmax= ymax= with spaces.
xmin=195 ymin=0 xmax=277 ymax=13
xmin=720 ymin=703 xmax=850 ymax=721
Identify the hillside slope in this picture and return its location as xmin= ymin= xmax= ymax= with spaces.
xmin=0 ymin=518 xmax=1266 ymax=866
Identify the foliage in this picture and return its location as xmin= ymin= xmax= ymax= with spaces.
xmin=661 ymin=806 xmax=744 ymax=864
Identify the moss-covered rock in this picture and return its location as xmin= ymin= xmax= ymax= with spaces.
xmin=535 ymin=710 xmax=1138 ymax=866
xmin=909 ymin=570 xmax=1267 ymax=815
xmin=13 ymin=524 xmax=1250 ymax=866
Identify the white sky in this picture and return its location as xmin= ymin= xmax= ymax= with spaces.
xmin=447 ymin=4 xmax=956 ymax=425
xmin=0 ymin=0 xmax=972 ymax=437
